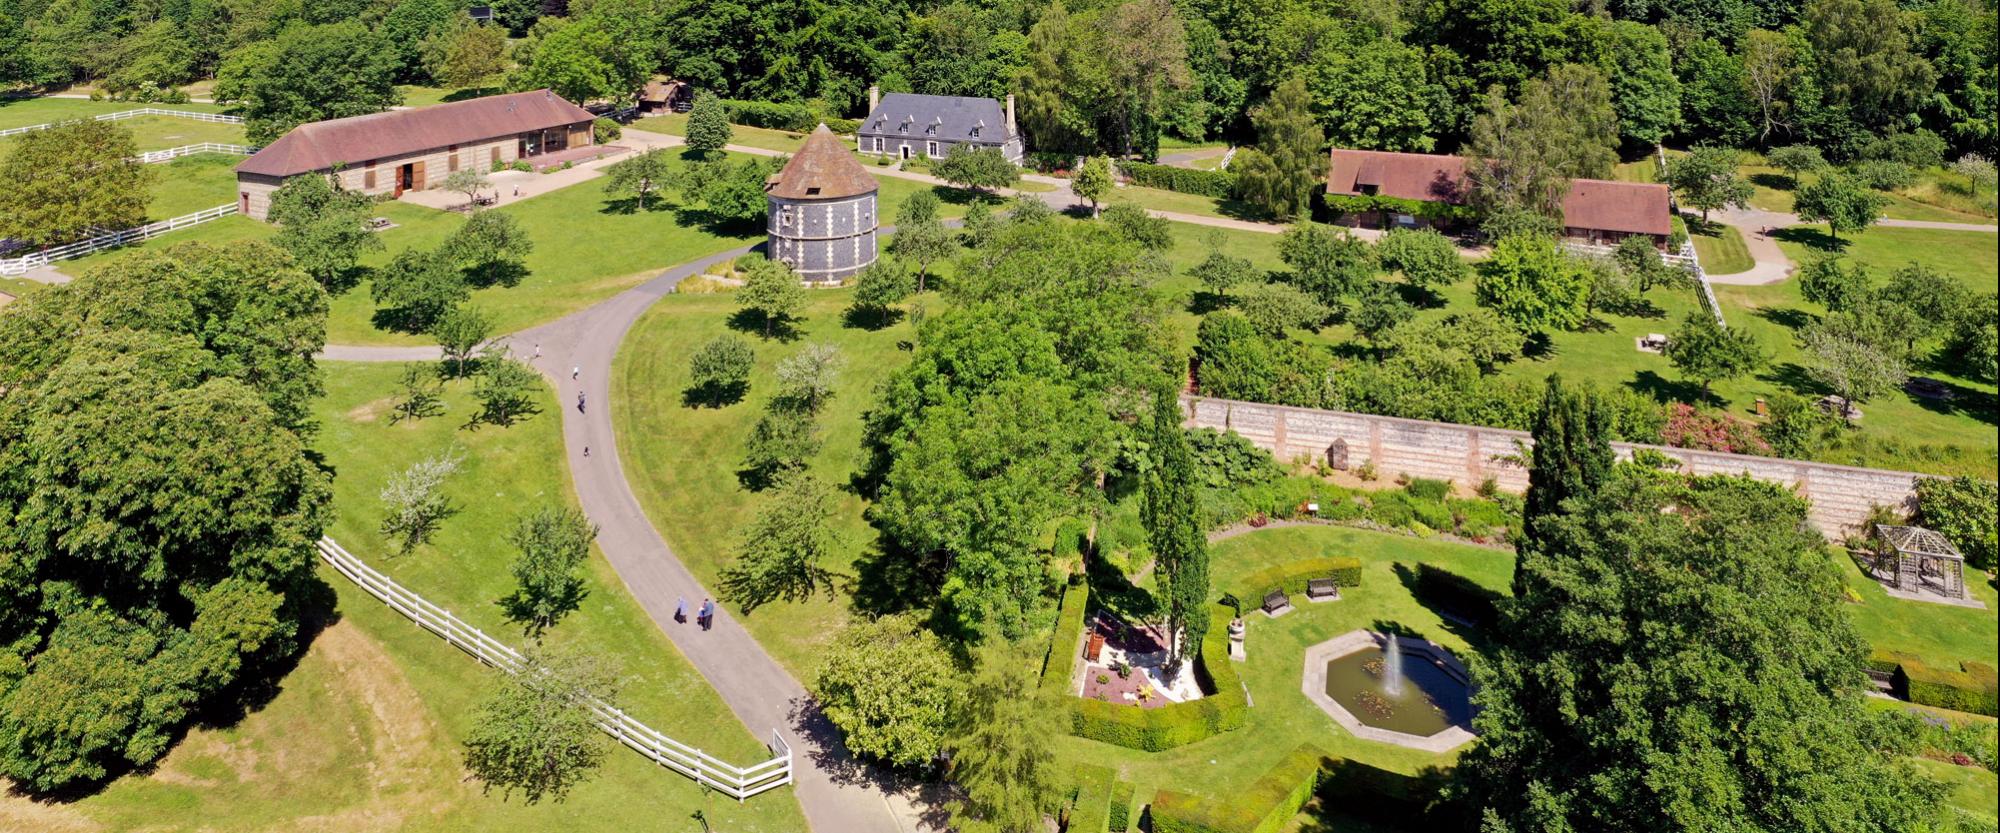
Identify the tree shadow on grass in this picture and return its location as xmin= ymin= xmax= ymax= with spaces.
xmin=681 ymin=380 xmax=747 ymax=408
xmin=1086 ymin=547 xmax=1158 ymax=624
xmin=1749 ymin=172 xmax=1795 ymax=191
xmin=598 ymin=195 xmax=679 ymax=216
xmin=1904 ymin=378 xmax=2000 ymax=426
xmin=1758 ymin=361 xmax=1825 ymax=397
xmin=848 ymin=536 xmax=945 ymax=619
xmin=465 ymin=260 xmax=528 ymax=289
xmin=1521 ymin=332 xmax=1556 ymax=362
xmin=725 ymin=307 xmax=802 ymax=342
xmin=1627 ymin=369 xmax=1710 ymax=406
xmin=497 ymin=586 xmax=589 ymax=638
xmin=842 ymin=303 xmax=904 ymax=331
xmin=671 ymin=207 xmax=767 ymax=240
xmin=1772 ymin=225 xmax=1847 ymax=254
xmin=1752 ymin=305 xmax=1816 ymax=332
xmin=1392 ymin=562 xmax=1497 ymax=652
xmin=1187 ymin=290 xmax=1230 ymax=315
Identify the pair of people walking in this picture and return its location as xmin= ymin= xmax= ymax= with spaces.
xmin=675 ymin=597 xmax=716 ymax=631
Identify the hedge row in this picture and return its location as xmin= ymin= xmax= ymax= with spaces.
xmin=1232 ymin=556 xmax=1363 ymax=604
xmin=1150 ymin=744 xmax=1331 ymax=833
xmin=1413 ymin=563 xmax=1502 ymax=628
xmin=1322 ymin=193 xmax=1477 ymax=223
xmin=1116 ymin=161 xmax=1236 ymax=198
xmin=1898 ymin=659 xmax=2000 ymax=716
xmin=717 ymin=100 xmax=859 ymax=134
xmin=1071 ymin=764 xmax=1116 ymax=833
xmin=1042 ymin=580 xmax=1090 ymax=694
xmin=1069 ymin=603 xmax=1249 ymax=751
xmin=1109 ymin=780 xmax=1135 ymax=832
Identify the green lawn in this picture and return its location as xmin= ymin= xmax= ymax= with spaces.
xmin=148 ymin=153 xmax=244 ymax=219
xmin=1773 ymin=225 xmax=1999 ymax=294
xmin=0 ymin=95 xmax=227 ymax=130
xmin=396 ymin=84 xmax=503 ymax=108
xmin=1057 ymin=525 xmax=1512 ymax=824
xmin=1105 ymin=181 xmax=1270 ymax=222
xmin=0 ymin=113 xmax=246 ymax=153
xmin=1743 ymin=159 xmax=1997 ymax=224
xmin=1837 ymin=554 xmax=1998 ymax=670
xmin=1689 ymin=219 xmax=1754 ymax=275
xmin=52 ymin=362 xmax=806 ymax=832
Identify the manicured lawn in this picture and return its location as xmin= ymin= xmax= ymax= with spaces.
xmin=1772 ymin=225 xmax=1999 ymax=294
xmin=1836 ymin=554 xmax=1998 ymax=671
xmin=632 ymin=113 xmax=820 ymax=154
xmin=0 ymin=95 xmax=226 ymax=130
xmin=1104 ymin=181 xmax=1270 ymax=223
xmin=0 ymin=113 xmax=246 ymax=153
xmin=148 ymin=153 xmax=244 ymax=218
xmin=43 ymin=362 xmax=806 ymax=832
xmin=1743 ymin=159 xmax=1997 ymax=224
xmin=1911 ymin=757 xmax=2000 ymax=829
xmin=397 ymin=84 xmax=502 ymax=108
xmin=1689 ymin=219 xmax=1754 ymax=275
xmin=1054 ymin=525 xmax=1511 ymax=820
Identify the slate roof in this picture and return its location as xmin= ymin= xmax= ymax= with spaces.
xmin=858 ymin=93 xmax=1010 ymax=143
xmin=766 ymin=125 xmax=878 ymax=200
xmin=1325 ymin=148 xmax=1671 ymax=236
xmin=236 ymin=90 xmax=594 ymax=177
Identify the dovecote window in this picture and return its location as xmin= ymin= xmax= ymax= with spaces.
xmin=781 ymin=207 xmax=795 ymax=226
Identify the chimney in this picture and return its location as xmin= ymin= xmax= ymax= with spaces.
xmin=868 ymin=85 xmax=880 ymax=112
xmin=1005 ymin=93 xmax=1016 ymax=134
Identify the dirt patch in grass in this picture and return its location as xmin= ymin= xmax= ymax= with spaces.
xmin=345 ymin=397 xmax=397 ymax=423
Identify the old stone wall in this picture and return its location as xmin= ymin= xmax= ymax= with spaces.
xmin=1183 ymin=395 xmax=1926 ymax=540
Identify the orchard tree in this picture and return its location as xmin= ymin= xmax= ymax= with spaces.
xmin=473 ymin=353 xmax=543 ymax=426
xmin=1375 ymin=227 xmax=1467 ymax=296
xmin=1794 ymin=173 xmax=1887 ymax=241
xmin=462 ymin=647 xmax=617 ymax=804
xmin=1766 ymin=145 xmax=1827 ymax=186
xmin=393 ymin=362 xmax=446 ymax=422
xmin=440 ymin=168 xmax=493 ymax=210
xmin=812 ymin=614 xmax=967 ymax=768
xmin=1475 ymin=235 xmax=1593 ymax=333
xmin=933 ymin=145 xmax=1019 ymax=192
xmin=0 ymin=119 xmax=152 ymax=246
xmin=1188 ymin=249 xmax=1256 ymax=302
xmin=849 ymin=261 xmax=915 ymax=327
xmin=1663 ymin=312 xmax=1767 ymax=397
xmin=1102 ymin=203 xmax=1172 ymax=252
xmin=444 ymin=210 xmax=534 ymax=287
xmin=1278 ymin=221 xmax=1377 ymax=307
xmin=1802 ymin=322 xmax=1906 ymax=406
xmin=604 ymin=148 xmax=675 ymax=210
xmin=1143 ymin=387 xmax=1209 ymax=675
xmin=740 ymin=407 xmax=820 ymax=486
xmin=1235 ymin=282 xmax=1329 ymax=337
xmin=1232 ymin=75 xmax=1325 ymax=220
xmin=719 ymin=473 xmax=842 ymax=610
xmin=269 ymin=173 xmax=382 ymax=290
xmin=686 ymin=334 xmax=754 ymax=405
xmin=372 ymin=248 xmax=469 ymax=332
xmin=1663 ymin=146 xmax=1753 ymax=222
xmin=684 ymin=91 xmax=732 ymax=156
xmin=1351 ymin=281 xmax=1417 ymax=341
xmin=1950 ymin=153 xmax=1996 ymax=198
xmin=431 ymin=304 xmax=492 ymax=378
xmin=1071 ymin=155 xmax=1114 ymax=216
xmin=1798 ymin=256 xmax=1869 ymax=312
xmin=380 ymin=448 xmax=464 ymax=554
xmin=214 ymin=23 xmax=401 ymax=144
xmin=775 ymin=343 xmax=843 ymax=414
xmin=890 ymin=191 xmax=955 ymax=293
xmin=738 ymin=259 xmax=807 ymax=337
xmin=504 ymin=504 xmax=598 ymax=632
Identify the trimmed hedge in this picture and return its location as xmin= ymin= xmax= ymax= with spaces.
xmin=1150 ymin=744 xmax=1331 ymax=833
xmin=1070 ymin=603 xmax=1248 ymax=750
xmin=1109 ymin=780 xmax=1135 ymax=832
xmin=1323 ymin=193 xmax=1476 ymax=223
xmin=1042 ymin=580 xmax=1090 ymax=694
xmin=1117 ymin=161 xmax=1236 ymax=198
xmin=1413 ymin=563 xmax=1502 ymax=628
xmin=1896 ymin=658 xmax=2000 ymax=716
xmin=1071 ymin=764 xmax=1116 ymax=833
xmin=1233 ymin=556 xmax=1363 ymax=603
xmin=719 ymin=100 xmax=855 ymax=134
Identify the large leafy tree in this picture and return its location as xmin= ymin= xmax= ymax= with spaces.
xmin=1142 ymin=387 xmax=1209 ymax=675
xmin=1662 ymin=146 xmax=1754 ymax=221
xmin=1474 ymin=234 xmax=1593 ymax=333
xmin=1459 ymin=465 xmax=1944 ymax=832
xmin=269 ymin=173 xmax=383 ymax=291
xmin=720 ymin=474 xmax=843 ymax=611
xmin=812 ymin=614 xmax=967 ymax=768
xmin=503 ymin=504 xmax=599 ymax=633
xmin=1518 ymin=374 xmax=1614 ymax=563
xmin=1603 ymin=20 xmax=1681 ymax=147
xmin=214 ymin=22 xmax=401 ymax=145
xmin=1306 ymin=37 xmax=1443 ymax=152
xmin=1464 ymin=63 xmax=1618 ymax=217
xmin=0 ymin=243 xmax=332 ymax=792
xmin=0 ymin=118 xmax=153 ymax=247
xmin=945 ymin=643 xmax=1066 ymax=833
xmin=684 ymin=91 xmax=733 ymax=156
xmin=462 ymin=647 xmax=617 ymax=804
xmin=1232 ymin=75 xmax=1326 ymax=220
xmin=738 ymin=259 xmax=808 ymax=337
xmin=1793 ymin=172 xmax=1887 ymax=240
xmin=604 ymin=148 xmax=677 ymax=210
xmin=1804 ymin=0 xmax=1937 ymax=131
xmin=1663 ymin=311 xmax=1767 ymax=396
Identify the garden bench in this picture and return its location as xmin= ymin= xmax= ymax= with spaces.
xmin=474 ymin=194 xmax=498 ymax=207
xmin=366 ymin=217 xmax=393 ymax=231
xmin=1305 ymin=578 xmax=1340 ymax=602
xmin=1261 ymin=589 xmax=1292 ymax=617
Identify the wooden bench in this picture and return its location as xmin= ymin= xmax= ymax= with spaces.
xmin=1261 ymin=589 xmax=1292 ymax=617
xmin=1305 ymin=577 xmax=1340 ymax=602
xmin=366 ymin=217 xmax=394 ymax=231
xmin=474 ymin=194 xmax=498 ymax=207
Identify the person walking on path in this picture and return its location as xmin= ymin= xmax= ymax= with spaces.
xmin=675 ymin=597 xmax=687 ymax=624
xmin=534 ymin=343 xmax=542 ymax=359
xmin=577 ymin=392 xmax=586 ymax=413
xmin=572 ymin=366 xmax=580 ymax=380
xmin=699 ymin=598 xmax=714 ymax=631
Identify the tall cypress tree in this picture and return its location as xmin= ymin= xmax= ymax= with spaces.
xmin=1143 ymin=387 xmax=1209 ymax=675
xmin=1516 ymin=374 xmax=1614 ymax=596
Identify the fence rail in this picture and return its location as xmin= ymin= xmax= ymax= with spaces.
xmin=0 ymin=203 xmax=238 ymax=275
xmin=0 ymin=107 xmax=243 ymax=138
xmin=315 ymin=537 xmax=793 ymax=800
xmin=139 ymin=142 xmax=256 ymax=163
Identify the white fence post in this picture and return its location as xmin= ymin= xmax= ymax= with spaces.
xmin=0 ymin=108 xmax=245 ymax=138
xmin=312 ymin=537 xmax=794 ymax=799
xmin=0 ymin=203 xmax=240 ymax=276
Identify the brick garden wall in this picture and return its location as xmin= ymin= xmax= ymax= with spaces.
xmin=1182 ymin=395 xmax=1926 ymax=540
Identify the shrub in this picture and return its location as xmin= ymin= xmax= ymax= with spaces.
xmin=1071 ymin=764 xmax=1116 ymax=833
xmin=721 ymin=99 xmax=818 ymax=132
xmin=1069 ymin=605 xmax=1248 ymax=750
xmin=1042 ymin=581 xmax=1089 ymax=693
xmin=1150 ymin=744 xmax=1330 ymax=833
xmin=1404 ymin=477 xmax=1451 ymax=502
xmin=1117 ymin=161 xmax=1236 ymax=198
xmin=1849 ymin=160 xmax=1917 ymax=191
xmin=592 ymin=116 xmax=622 ymax=144
xmin=1109 ymin=780 xmax=1135 ymax=832
xmin=1914 ymin=476 xmax=1998 ymax=571
xmin=1414 ymin=563 xmax=1503 ymax=628
xmin=1233 ymin=557 xmax=1364 ymax=602
xmin=1188 ymin=428 xmax=1285 ymax=488
xmin=822 ymin=117 xmax=860 ymax=134
xmin=1897 ymin=658 xmax=2000 ymax=717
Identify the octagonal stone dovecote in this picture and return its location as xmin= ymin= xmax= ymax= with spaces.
xmin=1301 ymin=630 xmax=1478 ymax=753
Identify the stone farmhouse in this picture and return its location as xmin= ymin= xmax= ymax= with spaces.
xmin=1325 ymin=148 xmax=1674 ymax=248
xmin=234 ymin=90 xmax=596 ymax=220
xmin=767 ymin=124 xmax=880 ymax=283
xmin=856 ymin=86 xmax=1024 ymax=165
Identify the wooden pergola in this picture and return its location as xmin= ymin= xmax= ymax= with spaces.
xmin=1872 ymin=524 xmax=1967 ymax=600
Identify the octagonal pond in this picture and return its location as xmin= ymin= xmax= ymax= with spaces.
xmin=1322 ymin=644 xmax=1474 ymax=736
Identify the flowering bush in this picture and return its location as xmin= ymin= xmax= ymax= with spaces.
xmin=1660 ymin=404 xmax=1770 ymax=455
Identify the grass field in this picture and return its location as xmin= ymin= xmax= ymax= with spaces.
xmin=1744 ymin=160 xmax=1997 ymax=224
xmin=1689 ymin=219 xmax=1754 ymax=275
xmin=0 ymin=113 xmax=245 ymax=153
xmin=13 ymin=362 xmax=806 ymax=832
xmin=0 ymin=95 xmax=227 ymax=130
xmin=147 ymin=153 xmax=244 ymax=218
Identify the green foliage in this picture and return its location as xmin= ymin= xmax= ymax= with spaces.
xmin=443 ymin=210 xmax=534 ymax=287
xmin=1186 ymin=427 xmax=1284 ymax=489
xmin=685 ymin=92 xmax=733 ymax=155
xmin=720 ymin=473 xmax=841 ymax=610
xmin=270 ymin=173 xmax=382 ymax=290
xmin=932 ymin=144 xmax=1019 ymax=192
xmin=392 ymin=361 xmax=446 ymax=423
xmin=1070 ymin=764 xmax=1116 ymax=833
xmin=432 ymin=304 xmax=492 ymax=378
xmin=1306 ymin=38 xmax=1442 ymax=152
xmin=1109 ymin=779 xmax=1135 ymax=832
xmin=1073 ymin=155 xmax=1115 ymax=213
xmin=1279 ymin=221 xmax=1377 ymax=307
xmin=371 ymin=248 xmax=470 ymax=332
xmin=738 ymin=259 xmax=807 ymax=336
xmin=1759 ymin=392 xmax=1837 ymax=458
xmin=1793 ymin=172 xmax=1889 ymax=240
xmin=1149 ymin=744 xmax=1328 ymax=833
xmin=1663 ymin=146 xmax=1754 ymax=220
xmin=1664 ymin=311 xmax=1768 ymax=394
xmin=850 ymin=261 xmax=915 ymax=325
xmin=504 ymin=504 xmax=598 ymax=632
xmin=718 ymin=98 xmax=817 ymax=132
xmin=0 ymin=118 xmax=153 ymax=246
xmin=1234 ymin=282 xmax=1329 ymax=337
xmin=1232 ymin=76 xmax=1324 ymax=220
xmin=1604 ymin=20 xmax=1681 ymax=147
xmin=1376 ymin=227 xmax=1469 ymax=292
xmin=1145 ymin=388 xmax=1211 ymax=674
xmin=813 ymin=613 xmax=966 ymax=767
xmin=1475 ymin=235 xmax=1592 ymax=332
xmin=1116 ymin=161 xmax=1237 ymax=198
xmin=686 ymin=334 xmax=755 ymax=405
xmin=1068 ymin=605 xmax=1248 ymax=751
xmin=1040 ymin=581 xmax=1090 ymax=693
xmin=1102 ymin=203 xmax=1172 ymax=252
xmin=1233 ymin=557 xmax=1365 ymax=601
xmin=214 ymin=22 xmax=401 ymax=145
xmin=1188 ymin=245 xmax=1258 ymax=301
xmin=1350 ymin=282 xmax=1417 ymax=341
xmin=1521 ymin=375 xmax=1615 ymax=557
xmin=1914 ymin=476 xmax=1999 ymax=571
xmin=603 ymin=148 xmax=675 ymax=209
xmin=1465 ymin=63 xmax=1617 ymax=217
xmin=1798 ymin=256 xmax=1870 ymax=312
xmin=947 ymin=642 xmax=1067 ymax=833
xmin=1895 ymin=658 xmax=2000 ymax=717
xmin=472 ymin=354 xmax=543 ymax=426
xmin=429 ymin=14 xmax=509 ymax=88
xmin=462 ymin=647 xmax=618 ymax=804
xmin=1767 ymin=145 xmax=1829 ymax=179
xmin=739 ymin=407 xmax=820 ymax=485
xmin=890 ymin=190 xmax=956 ymax=291
xmin=378 ymin=447 xmax=463 ymax=555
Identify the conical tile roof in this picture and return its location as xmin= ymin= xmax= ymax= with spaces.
xmin=765 ymin=124 xmax=878 ymax=200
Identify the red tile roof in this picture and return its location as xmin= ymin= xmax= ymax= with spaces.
xmin=765 ymin=124 xmax=877 ymax=200
xmin=1561 ymin=178 xmax=1672 ymax=236
xmin=1325 ymin=148 xmax=1671 ymax=236
xmin=1326 ymin=149 xmax=1467 ymax=203
xmin=236 ymin=90 xmax=594 ymax=178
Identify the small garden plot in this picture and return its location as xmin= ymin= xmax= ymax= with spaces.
xmin=1079 ymin=611 xmax=1202 ymax=708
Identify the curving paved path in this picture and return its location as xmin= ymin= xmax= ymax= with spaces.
xmin=324 ymin=245 xmax=929 ymax=832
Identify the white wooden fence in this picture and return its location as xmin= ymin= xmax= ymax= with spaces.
xmin=0 ymin=107 xmax=243 ymax=138
xmin=315 ymin=537 xmax=794 ymax=800
xmin=0 ymin=203 xmax=237 ymax=275
xmin=139 ymin=142 xmax=256 ymax=163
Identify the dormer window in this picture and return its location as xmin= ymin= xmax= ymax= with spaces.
xmin=970 ymin=119 xmax=984 ymax=138
xmin=926 ymin=116 xmax=942 ymax=135
xmin=806 ymin=187 xmax=821 ymax=196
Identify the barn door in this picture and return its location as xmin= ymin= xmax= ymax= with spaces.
xmin=412 ymin=160 xmax=427 ymax=191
